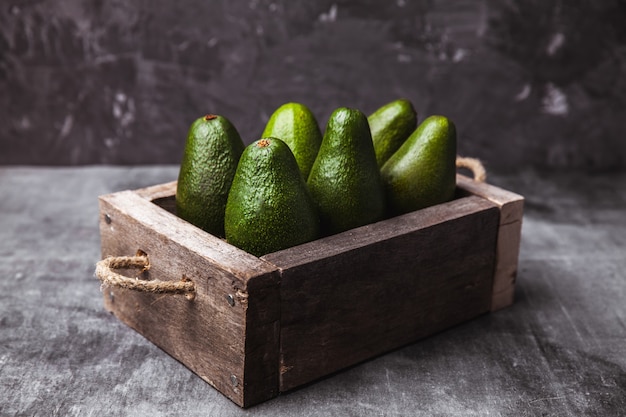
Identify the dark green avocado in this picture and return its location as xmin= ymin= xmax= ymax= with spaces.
xmin=368 ymin=98 xmax=418 ymax=168
xmin=381 ymin=115 xmax=457 ymax=215
xmin=176 ymin=114 xmax=245 ymax=237
xmin=307 ymin=107 xmax=386 ymax=235
xmin=224 ymin=137 xmax=320 ymax=257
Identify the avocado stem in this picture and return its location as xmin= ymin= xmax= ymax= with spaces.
xmin=204 ymin=114 xmax=218 ymax=120
xmin=257 ymin=139 xmax=271 ymax=148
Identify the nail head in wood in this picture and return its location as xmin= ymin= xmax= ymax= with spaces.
xmin=226 ymin=294 xmax=235 ymax=306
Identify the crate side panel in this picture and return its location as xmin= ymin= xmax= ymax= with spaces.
xmin=491 ymin=219 xmax=523 ymax=311
xmin=272 ymin=197 xmax=500 ymax=391
xmin=98 ymin=192 xmax=279 ymax=407
xmin=265 ymin=196 xmax=496 ymax=268
xmin=456 ymin=174 xmax=525 ymax=311
xmin=242 ymin=277 xmax=281 ymax=407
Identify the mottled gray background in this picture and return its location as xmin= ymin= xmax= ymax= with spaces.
xmin=1 ymin=0 xmax=625 ymax=172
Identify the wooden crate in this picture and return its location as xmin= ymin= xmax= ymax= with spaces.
xmin=96 ymin=174 xmax=523 ymax=408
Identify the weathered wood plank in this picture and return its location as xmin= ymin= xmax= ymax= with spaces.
xmin=456 ymin=174 xmax=524 ymax=225
xmin=264 ymin=195 xmax=500 ymax=392
xmin=98 ymin=189 xmax=280 ymax=407
xmin=456 ymin=174 xmax=524 ymax=311
xmin=134 ymin=180 xmax=178 ymax=201
xmin=491 ymin=220 xmax=523 ymax=310
xmin=242 ymin=275 xmax=281 ymax=407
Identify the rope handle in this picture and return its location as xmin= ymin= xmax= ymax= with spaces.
xmin=95 ymin=250 xmax=196 ymax=300
xmin=456 ymin=156 xmax=486 ymax=183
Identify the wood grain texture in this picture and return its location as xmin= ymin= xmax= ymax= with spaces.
xmin=456 ymin=174 xmax=524 ymax=225
xmin=457 ymin=174 xmax=524 ymax=311
xmin=264 ymin=195 xmax=500 ymax=391
xmin=98 ymin=188 xmax=280 ymax=407
xmin=134 ymin=180 xmax=178 ymax=201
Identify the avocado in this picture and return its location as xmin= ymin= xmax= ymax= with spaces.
xmin=224 ymin=138 xmax=320 ymax=257
xmin=262 ymin=102 xmax=323 ymax=180
xmin=307 ymin=107 xmax=386 ymax=235
xmin=176 ymin=114 xmax=245 ymax=237
xmin=368 ymin=98 xmax=418 ymax=168
xmin=381 ymin=115 xmax=457 ymax=215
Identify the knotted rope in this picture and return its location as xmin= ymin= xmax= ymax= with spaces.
xmin=456 ymin=156 xmax=486 ymax=183
xmin=95 ymin=251 xmax=195 ymax=300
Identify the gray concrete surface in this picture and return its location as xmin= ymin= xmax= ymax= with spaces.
xmin=1 ymin=166 xmax=625 ymax=416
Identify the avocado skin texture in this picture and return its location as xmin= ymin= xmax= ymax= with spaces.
xmin=225 ymin=138 xmax=320 ymax=257
xmin=381 ymin=115 xmax=457 ymax=216
xmin=262 ymin=102 xmax=323 ymax=180
xmin=176 ymin=114 xmax=245 ymax=237
xmin=368 ymin=98 xmax=418 ymax=168
xmin=307 ymin=107 xmax=386 ymax=235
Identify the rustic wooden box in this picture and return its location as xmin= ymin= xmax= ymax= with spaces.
xmin=96 ymin=174 xmax=523 ymax=408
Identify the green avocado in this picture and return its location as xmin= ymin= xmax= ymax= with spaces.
xmin=307 ymin=107 xmax=386 ymax=235
xmin=224 ymin=138 xmax=320 ymax=257
xmin=368 ymin=98 xmax=418 ymax=168
xmin=175 ymin=114 xmax=245 ymax=237
xmin=261 ymin=102 xmax=323 ymax=180
xmin=381 ymin=115 xmax=457 ymax=215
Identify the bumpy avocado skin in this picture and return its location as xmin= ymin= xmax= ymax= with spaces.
xmin=381 ymin=115 xmax=457 ymax=216
xmin=224 ymin=138 xmax=320 ymax=257
xmin=368 ymin=98 xmax=418 ymax=168
xmin=307 ymin=107 xmax=386 ymax=235
xmin=176 ymin=114 xmax=245 ymax=237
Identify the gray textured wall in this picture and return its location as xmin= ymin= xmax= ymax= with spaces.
xmin=1 ymin=0 xmax=625 ymax=172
